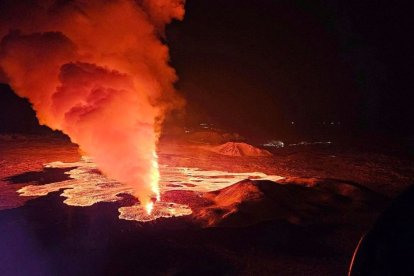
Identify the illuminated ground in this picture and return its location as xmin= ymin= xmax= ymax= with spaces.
xmin=17 ymin=156 xmax=283 ymax=221
xmin=1 ymin=135 xmax=413 ymax=275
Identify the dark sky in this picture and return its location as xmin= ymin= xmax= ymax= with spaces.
xmin=1 ymin=0 xmax=413 ymax=139
xmin=166 ymin=0 xmax=413 ymax=138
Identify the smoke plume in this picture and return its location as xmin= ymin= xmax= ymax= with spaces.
xmin=0 ymin=0 xmax=185 ymax=206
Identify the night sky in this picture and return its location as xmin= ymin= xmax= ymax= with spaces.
xmin=167 ymin=0 xmax=413 ymax=138
xmin=1 ymin=0 xmax=413 ymax=140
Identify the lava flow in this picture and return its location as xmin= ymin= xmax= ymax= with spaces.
xmin=151 ymin=152 xmax=161 ymax=200
xmin=16 ymin=157 xmax=284 ymax=222
xmin=146 ymin=151 xmax=161 ymax=215
xmin=0 ymin=0 xmax=185 ymax=212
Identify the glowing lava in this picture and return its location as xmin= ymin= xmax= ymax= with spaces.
xmin=0 ymin=0 xmax=186 ymax=208
xmin=145 ymin=151 xmax=161 ymax=215
xmin=146 ymin=201 xmax=154 ymax=215
xmin=119 ymin=202 xmax=192 ymax=222
xmin=16 ymin=157 xmax=284 ymax=222
xmin=150 ymin=151 xmax=161 ymax=203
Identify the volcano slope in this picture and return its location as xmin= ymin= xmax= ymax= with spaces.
xmin=1 ymin=135 xmax=414 ymax=275
xmin=194 ymin=178 xmax=387 ymax=227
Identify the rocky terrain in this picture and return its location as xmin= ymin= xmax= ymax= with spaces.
xmin=1 ymin=135 xmax=413 ymax=275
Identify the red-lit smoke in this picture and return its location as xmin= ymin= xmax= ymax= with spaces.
xmin=0 ymin=0 xmax=185 ymax=206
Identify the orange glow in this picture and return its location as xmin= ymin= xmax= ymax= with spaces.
xmin=0 ymin=0 xmax=185 ymax=205
xmin=145 ymin=201 xmax=154 ymax=215
xmin=119 ymin=201 xmax=192 ymax=222
xmin=17 ymin=157 xmax=284 ymax=222
xmin=150 ymin=151 xmax=161 ymax=203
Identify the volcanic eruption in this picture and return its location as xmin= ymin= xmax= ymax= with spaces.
xmin=0 ymin=0 xmax=185 ymax=210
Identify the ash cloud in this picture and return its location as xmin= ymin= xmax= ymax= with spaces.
xmin=0 ymin=0 xmax=185 ymax=205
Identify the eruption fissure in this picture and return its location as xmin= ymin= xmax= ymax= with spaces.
xmin=16 ymin=157 xmax=284 ymax=222
xmin=0 ymin=0 xmax=185 ymax=210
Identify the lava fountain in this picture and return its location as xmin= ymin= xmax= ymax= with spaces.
xmin=16 ymin=156 xmax=284 ymax=222
xmin=0 ymin=0 xmax=185 ymax=210
xmin=148 ymin=151 xmax=161 ymax=214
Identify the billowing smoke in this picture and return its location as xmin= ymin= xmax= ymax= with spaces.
xmin=0 ymin=0 xmax=185 ymax=206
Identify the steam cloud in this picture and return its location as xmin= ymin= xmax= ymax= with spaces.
xmin=0 ymin=0 xmax=185 ymax=205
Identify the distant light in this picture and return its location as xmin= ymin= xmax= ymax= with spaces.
xmin=263 ymin=140 xmax=284 ymax=148
xmin=288 ymin=141 xmax=332 ymax=147
xmin=291 ymin=121 xmax=295 ymax=125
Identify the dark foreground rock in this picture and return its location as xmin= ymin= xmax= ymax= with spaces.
xmin=194 ymin=179 xmax=387 ymax=227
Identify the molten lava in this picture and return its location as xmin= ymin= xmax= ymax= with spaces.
xmin=146 ymin=201 xmax=155 ymax=215
xmin=151 ymin=151 xmax=161 ymax=202
xmin=0 ymin=0 xmax=185 ymax=209
xmin=145 ymin=151 xmax=161 ymax=215
xmin=17 ymin=157 xmax=284 ymax=222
